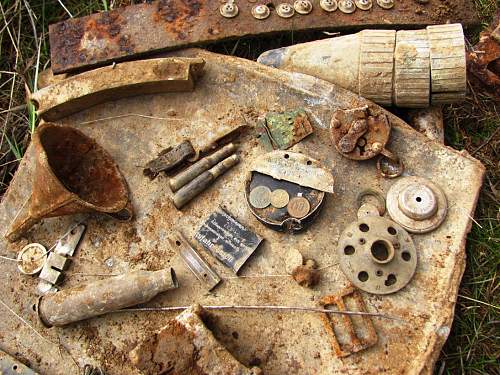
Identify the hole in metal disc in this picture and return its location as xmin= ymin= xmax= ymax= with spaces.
xmin=371 ymin=240 xmax=390 ymax=262
xmin=416 ymin=196 xmax=422 ymax=202
xmin=387 ymin=227 xmax=397 ymax=235
xmin=384 ymin=274 xmax=397 ymax=286
xmin=359 ymin=223 xmax=369 ymax=232
xmin=402 ymin=252 xmax=411 ymax=261
xmin=284 ymin=153 xmax=290 ymax=159
xmin=344 ymin=245 xmax=355 ymax=255
xmin=175 ymin=240 xmax=181 ymax=246
xmin=376 ymin=270 xmax=383 ymax=277
xmin=359 ymin=238 xmax=366 ymax=245
xmin=358 ymin=271 xmax=369 ymax=282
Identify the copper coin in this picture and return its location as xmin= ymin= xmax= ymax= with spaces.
xmin=287 ymin=196 xmax=311 ymax=218
xmin=270 ymin=189 xmax=290 ymax=208
xmin=249 ymin=186 xmax=272 ymax=209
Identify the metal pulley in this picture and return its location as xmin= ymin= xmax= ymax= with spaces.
xmin=245 ymin=151 xmax=334 ymax=232
xmin=387 ymin=176 xmax=448 ymax=233
xmin=330 ymin=106 xmax=403 ymax=178
xmin=337 ymin=190 xmax=417 ymax=294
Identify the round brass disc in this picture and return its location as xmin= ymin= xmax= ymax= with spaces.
xmin=17 ymin=243 xmax=47 ymax=275
xmin=387 ymin=176 xmax=448 ymax=234
xmin=337 ymin=216 xmax=417 ymax=294
xmin=270 ymin=189 xmax=290 ymax=208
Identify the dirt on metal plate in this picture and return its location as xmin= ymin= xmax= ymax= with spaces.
xmin=48 ymin=0 xmax=479 ymax=73
xmin=0 ymin=49 xmax=484 ymax=374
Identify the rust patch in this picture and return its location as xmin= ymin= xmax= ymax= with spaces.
xmin=467 ymin=14 xmax=500 ymax=99
xmin=155 ymin=0 xmax=204 ymax=39
xmin=48 ymin=0 xmax=479 ymax=74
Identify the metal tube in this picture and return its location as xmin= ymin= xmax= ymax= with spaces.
xmin=37 ymin=268 xmax=178 ymax=327
xmin=169 ymin=143 xmax=237 ymax=192
xmin=172 ymin=154 xmax=240 ymax=209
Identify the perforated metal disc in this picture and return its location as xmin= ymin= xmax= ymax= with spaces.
xmin=337 ymin=216 xmax=417 ymax=294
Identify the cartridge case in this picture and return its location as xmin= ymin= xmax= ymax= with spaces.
xmin=173 ymin=154 xmax=240 ymax=209
xmin=169 ymin=143 xmax=237 ymax=192
xmin=38 ymin=268 xmax=178 ymax=327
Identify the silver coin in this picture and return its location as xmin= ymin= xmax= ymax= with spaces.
xmin=249 ymin=186 xmax=272 ymax=209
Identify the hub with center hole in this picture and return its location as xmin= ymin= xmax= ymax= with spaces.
xmin=337 ymin=216 xmax=417 ymax=294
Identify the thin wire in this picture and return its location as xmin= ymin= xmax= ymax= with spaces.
xmin=78 ymin=114 xmax=185 ymax=125
xmin=56 ymin=0 xmax=73 ymax=17
xmin=119 ymin=305 xmax=403 ymax=322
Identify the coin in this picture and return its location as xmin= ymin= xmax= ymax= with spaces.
xmin=17 ymin=243 xmax=47 ymax=275
xmin=287 ymin=196 xmax=311 ymax=218
xmin=270 ymin=189 xmax=290 ymax=208
xmin=249 ymin=186 xmax=272 ymax=209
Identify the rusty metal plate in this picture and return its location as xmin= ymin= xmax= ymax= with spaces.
xmin=0 ymin=50 xmax=484 ymax=374
xmin=48 ymin=0 xmax=479 ymax=74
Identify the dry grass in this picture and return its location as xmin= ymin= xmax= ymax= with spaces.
xmin=0 ymin=0 xmax=498 ymax=374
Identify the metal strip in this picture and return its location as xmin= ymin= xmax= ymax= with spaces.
xmin=171 ymin=231 xmax=221 ymax=291
xmin=48 ymin=0 xmax=479 ymax=74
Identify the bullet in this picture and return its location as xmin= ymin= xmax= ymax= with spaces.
xmin=37 ymin=268 xmax=178 ymax=327
xmin=169 ymin=143 xmax=237 ymax=192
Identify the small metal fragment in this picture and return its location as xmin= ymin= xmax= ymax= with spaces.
xmin=171 ymin=232 xmax=221 ymax=291
xmin=17 ymin=243 xmax=47 ymax=275
xmin=287 ymin=196 xmax=311 ymax=218
xmin=377 ymin=0 xmax=394 ymax=9
xmin=320 ymin=0 xmax=337 ymax=12
xmin=355 ymin=0 xmax=372 ymax=10
xmin=276 ymin=2 xmax=295 ymax=17
xmin=319 ymin=287 xmax=378 ymax=357
xmin=257 ymin=109 xmax=314 ymax=151
xmin=37 ymin=224 xmax=86 ymax=295
xmin=377 ymin=153 xmax=404 ymax=178
xmin=294 ymin=0 xmax=313 ymax=14
xmin=338 ymin=0 xmax=356 ymax=13
xmin=37 ymin=268 xmax=179 ymax=327
xmin=270 ymin=189 xmax=290 ymax=208
xmin=144 ymin=140 xmax=196 ymax=178
xmin=249 ymin=186 xmax=272 ymax=209
xmin=387 ymin=176 xmax=448 ymax=233
xmin=251 ymin=4 xmax=271 ymax=19
xmin=220 ymin=1 xmax=239 ymax=18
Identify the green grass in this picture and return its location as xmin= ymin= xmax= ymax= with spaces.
xmin=0 ymin=0 xmax=498 ymax=373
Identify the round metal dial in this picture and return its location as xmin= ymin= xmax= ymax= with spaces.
xmin=17 ymin=243 xmax=47 ymax=275
xmin=387 ymin=176 xmax=448 ymax=233
xmin=337 ymin=216 xmax=417 ymax=294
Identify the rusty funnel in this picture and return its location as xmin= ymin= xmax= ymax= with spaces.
xmin=5 ymin=123 xmax=132 ymax=242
